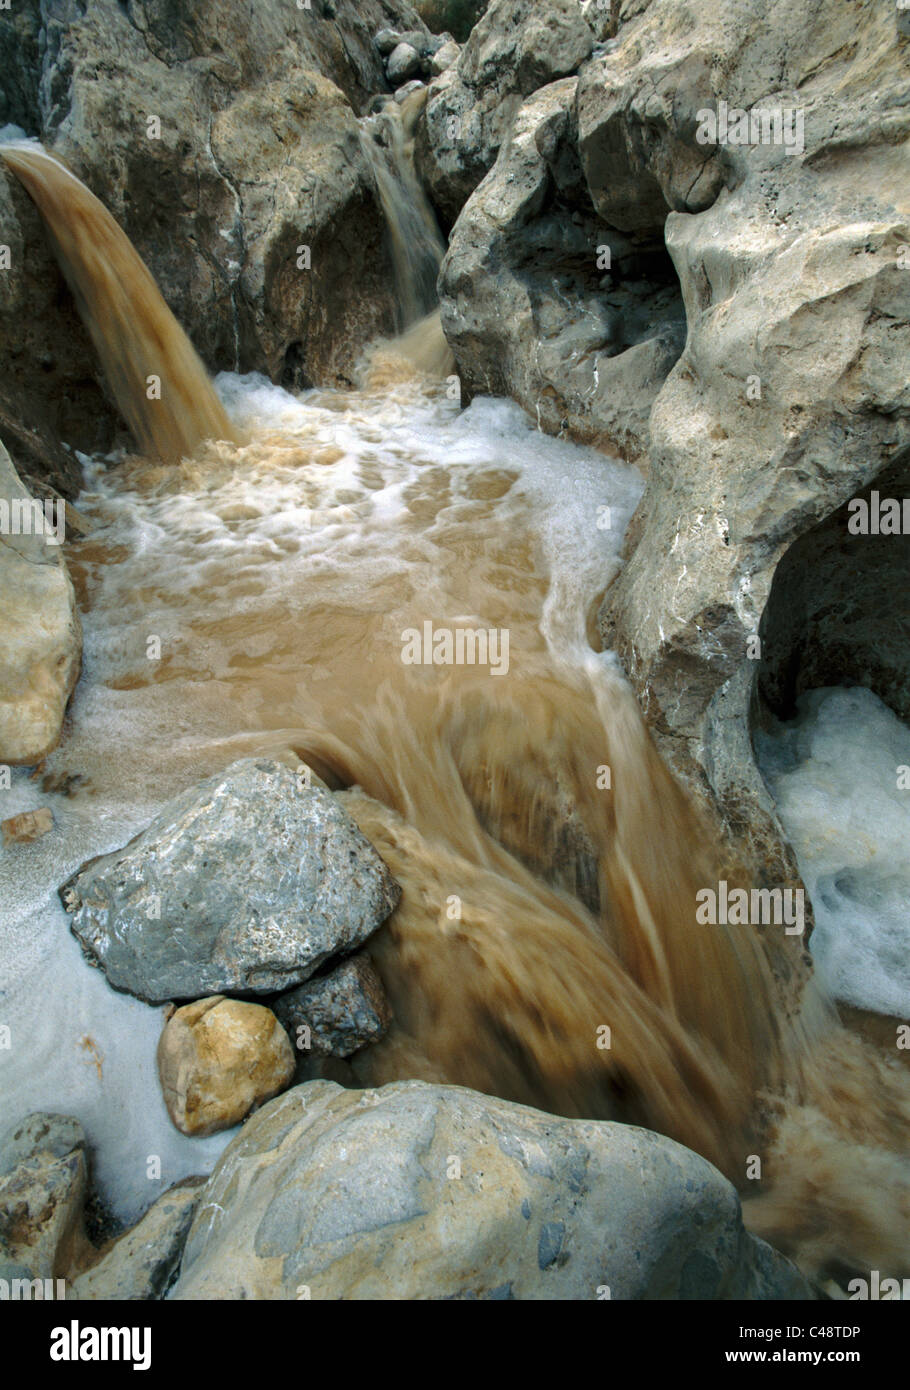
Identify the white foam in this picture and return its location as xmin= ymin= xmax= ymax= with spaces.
xmin=756 ymin=685 xmax=910 ymax=1019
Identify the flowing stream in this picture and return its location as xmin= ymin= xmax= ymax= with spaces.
xmin=1 ymin=139 xmax=908 ymax=1289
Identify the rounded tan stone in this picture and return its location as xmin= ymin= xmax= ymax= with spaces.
xmin=157 ymin=996 xmax=295 ymax=1138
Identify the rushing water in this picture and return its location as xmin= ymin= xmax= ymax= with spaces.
xmin=1 ymin=142 xmax=908 ymax=1290
xmin=359 ymin=90 xmax=448 ymax=331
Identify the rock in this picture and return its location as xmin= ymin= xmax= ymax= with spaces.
xmin=0 ymin=441 xmax=82 ymax=765
xmin=60 ymin=757 xmax=402 ymax=1004
xmin=440 ymin=79 xmax=685 ymax=458
xmin=68 ymin=1179 xmax=204 ymax=1300
xmin=415 ymin=0 xmax=489 ymax=44
xmin=593 ymin=0 xmax=910 ymax=873
xmin=415 ymin=0 xmax=593 ymax=224
xmin=375 ymin=27 xmax=403 ymax=54
xmin=0 ymin=1113 xmax=86 ymax=1179
xmin=157 ymin=997 xmax=296 ymax=1137
xmin=387 ymin=42 xmax=423 ymax=86
xmin=0 ymin=1113 xmax=88 ymax=1278
xmin=429 ymin=39 xmax=461 ymax=75
xmin=0 ymin=0 xmax=436 ymax=479
xmin=394 ymin=79 xmax=427 ymax=103
xmin=274 ymin=954 xmax=392 ymax=1058
xmin=1 ymin=806 xmax=54 ymax=845
xmin=172 ymin=1080 xmax=816 ymax=1299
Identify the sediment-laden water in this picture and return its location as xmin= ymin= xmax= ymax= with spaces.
xmin=1 ymin=141 xmax=907 ymax=1292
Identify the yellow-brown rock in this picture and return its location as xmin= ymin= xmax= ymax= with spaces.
xmin=157 ymin=997 xmax=295 ymax=1138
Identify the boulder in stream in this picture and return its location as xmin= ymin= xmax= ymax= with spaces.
xmin=59 ymin=757 xmax=402 ymax=1004
xmin=173 ymin=1080 xmax=817 ymax=1300
xmin=0 ymin=1112 xmax=88 ymax=1281
xmin=273 ymin=953 xmax=392 ymax=1059
xmin=157 ymin=997 xmax=296 ymax=1137
xmin=68 ymin=1178 xmax=205 ymax=1300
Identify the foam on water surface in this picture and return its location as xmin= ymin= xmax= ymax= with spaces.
xmin=0 ymin=372 xmax=643 ymax=1220
xmin=757 ymin=685 xmax=910 ymax=1020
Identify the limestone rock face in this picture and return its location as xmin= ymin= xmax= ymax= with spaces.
xmin=0 ymin=441 xmax=81 ymax=765
xmin=157 ymin=998 xmax=296 ymax=1138
xmin=69 ymin=1179 xmax=204 ymax=1299
xmin=433 ymin=0 xmax=910 ymax=870
xmin=415 ymin=0 xmax=593 ymax=225
xmin=439 ymin=79 xmax=685 ymax=457
xmin=591 ymin=0 xmax=910 ymax=868
xmin=0 ymin=1112 xmax=87 ymax=1280
xmin=0 ymin=0 xmax=434 ymax=482
xmin=172 ymin=1080 xmax=816 ymax=1300
xmin=274 ymin=954 xmax=392 ymax=1058
xmin=59 ymin=757 xmax=402 ymax=1004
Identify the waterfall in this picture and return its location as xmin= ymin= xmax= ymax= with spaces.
xmin=359 ymin=92 xmax=448 ymax=332
xmin=0 ymin=142 xmax=235 ymax=463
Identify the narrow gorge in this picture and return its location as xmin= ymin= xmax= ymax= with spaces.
xmin=0 ymin=0 xmax=908 ymax=1321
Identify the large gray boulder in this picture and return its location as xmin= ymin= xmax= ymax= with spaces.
xmin=173 ymin=1080 xmax=816 ymax=1300
xmin=60 ymin=758 xmax=402 ymax=1004
xmin=415 ymin=0 xmax=593 ymax=224
xmin=0 ymin=440 xmax=81 ymax=764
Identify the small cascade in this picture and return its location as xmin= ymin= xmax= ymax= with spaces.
xmin=0 ymin=141 xmax=236 ymax=463
xmin=359 ymin=92 xmax=448 ymax=331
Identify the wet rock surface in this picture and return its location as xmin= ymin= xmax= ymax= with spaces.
xmin=416 ymin=0 xmax=593 ymax=225
xmin=69 ymin=1179 xmax=205 ymax=1300
xmin=440 ymin=78 xmax=685 ymax=458
xmin=157 ymin=997 xmax=296 ymax=1137
xmin=0 ymin=1112 xmax=88 ymax=1280
xmin=593 ymin=0 xmax=910 ymax=871
xmin=173 ymin=1080 xmax=817 ymax=1300
xmin=60 ymin=757 xmax=402 ymax=1004
xmin=0 ymin=0 xmax=435 ymax=479
xmin=274 ymin=954 xmax=392 ymax=1059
